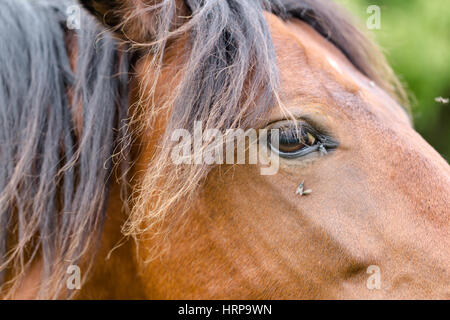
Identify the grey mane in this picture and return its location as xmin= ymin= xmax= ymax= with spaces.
xmin=0 ymin=0 xmax=129 ymax=297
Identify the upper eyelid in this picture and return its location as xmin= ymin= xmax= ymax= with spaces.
xmin=267 ymin=120 xmax=317 ymax=137
xmin=265 ymin=118 xmax=301 ymax=128
xmin=265 ymin=117 xmax=334 ymax=139
xmin=265 ymin=113 xmax=317 ymax=125
xmin=266 ymin=119 xmax=307 ymax=131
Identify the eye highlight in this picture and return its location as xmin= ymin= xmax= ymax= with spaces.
xmin=267 ymin=120 xmax=338 ymax=159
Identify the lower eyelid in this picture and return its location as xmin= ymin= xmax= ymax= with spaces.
xmin=274 ymin=145 xmax=321 ymax=159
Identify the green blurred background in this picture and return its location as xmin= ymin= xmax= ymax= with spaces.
xmin=336 ymin=0 xmax=450 ymax=160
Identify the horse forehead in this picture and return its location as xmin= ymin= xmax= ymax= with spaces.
xmin=265 ymin=13 xmax=360 ymax=95
xmin=264 ymin=13 xmax=409 ymax=125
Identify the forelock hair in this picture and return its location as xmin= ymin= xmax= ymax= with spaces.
xmin=0 ymin=0 xmax=130 ymax=298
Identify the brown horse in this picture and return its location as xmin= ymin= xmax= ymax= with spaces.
xmin=0 ymin=0 xmax=448 ymax=299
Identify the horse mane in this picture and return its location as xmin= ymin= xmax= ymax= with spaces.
xmin=0 ymin=0 xmax=130 ymax=298
xmin=0 ymin=0 xmax=406 ymax=298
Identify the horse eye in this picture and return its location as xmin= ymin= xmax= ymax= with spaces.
xmin=268 ymin=121 xmax=338 ymax=159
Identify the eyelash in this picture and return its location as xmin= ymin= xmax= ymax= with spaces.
xmin=279 ymin=126 xmax=313 ymax=144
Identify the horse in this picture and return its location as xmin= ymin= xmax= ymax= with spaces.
xmin=0 ymin=0 xmax=448 ymax=299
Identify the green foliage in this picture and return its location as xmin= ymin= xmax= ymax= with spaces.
xmin=336 ymin=0 xmax=450 ymax=160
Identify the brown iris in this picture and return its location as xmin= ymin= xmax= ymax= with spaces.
xmin=277 ymin=126 xmax=317 ymax=153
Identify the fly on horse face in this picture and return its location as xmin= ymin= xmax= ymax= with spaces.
xmin=0 ymin=0 xmax=448 ymax=299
